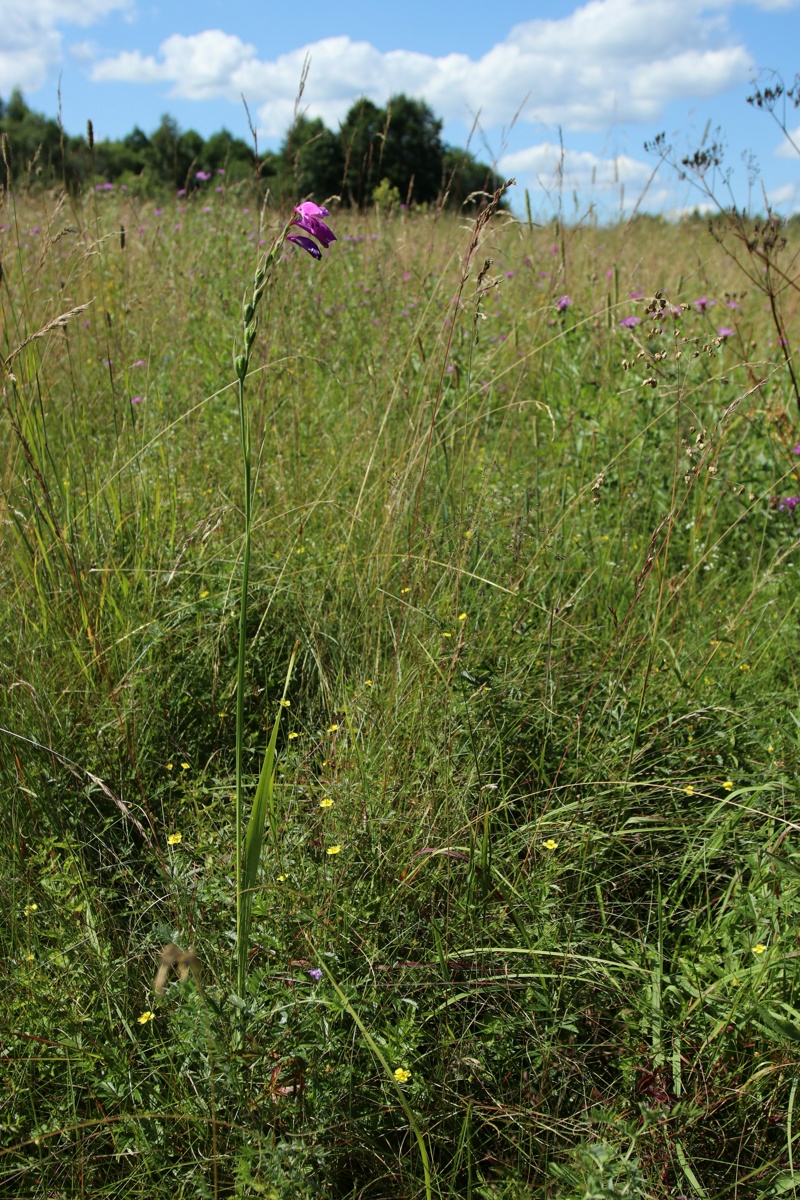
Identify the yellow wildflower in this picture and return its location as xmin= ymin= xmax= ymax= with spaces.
xmin=326 ymin=845 xmax=341 ymax=856
xmin=543 ymin=839 xmax=559 ymax=851
xmin=458 ymin=613 xmax=467 ymax=621
xmin=280 ymin=699 xmax=291 ymax=707
xmin=167 ymin=832 xmax=182 ymax=845
xmin=23 ymin=903 xmax=38 ymax=915
xmin=319 ymin=798 xmax=334 ymax=808
xmin=181 ymin=762 xmax=190 ymax=771
xmin=684 ymin=785 xmax=695 ymax=796
xmin=138 ymin=1011 xmax=155 ymax=1025
xmin=288 ymin=731 xmax=299 ymax=740
xmin=722 ymin=780 xmax=734 ymax=791
xmin=752 ymin=943 xmax=767 ymax=955
xmin=327 ymin=724 xmax=339 ymax=733
xmin=393 ymin=1067 xmax=412 ymax=1083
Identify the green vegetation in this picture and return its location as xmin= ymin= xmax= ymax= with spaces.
xmin=2 ymin=168 xmax=800 ymax=1199
xmin=0 ymin=90 xmax=501 ymax=208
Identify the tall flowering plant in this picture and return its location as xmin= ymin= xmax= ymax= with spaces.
xmin=233 ymin=202 xmax=335 ymax=1009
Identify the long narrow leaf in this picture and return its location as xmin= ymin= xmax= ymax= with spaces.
xmin=236 ymin=646 xmax=296 ymax=1000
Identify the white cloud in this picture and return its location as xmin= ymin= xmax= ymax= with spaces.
xmin=91 ymin=0 xmax=756 ymax=137
xmin=1 ymin=0 xmax=131 ymax=94
xmin=775 ymin=124 xmax=800 ymax=158
xmin=767 ymin=181 xmax=799 ymax=209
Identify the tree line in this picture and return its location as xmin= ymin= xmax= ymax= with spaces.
xmin=0 ymin=89 xmax=503 ymax=209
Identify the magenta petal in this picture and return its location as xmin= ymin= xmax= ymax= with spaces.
xmin=287 ymin=234 xmax=322 ymax=260
xmin=294 ymin=200 xmax=329 ymax=219
xmin=292 ymin=213 xmax=336 ymax=246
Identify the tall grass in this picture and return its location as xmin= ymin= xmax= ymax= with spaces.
xmin=2 ymin=179 xmax=800 ymax=1198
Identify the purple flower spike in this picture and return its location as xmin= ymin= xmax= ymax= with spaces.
xmin=555 ymin=295 xmax=572 ymax=311
xmin=288 ymin=201 xmax=336 ymax=259
xmin=307 ymin=968 xmax=323 ymax=981
xmin=619 ymin=315 xmax=641 ymax=328
xmin=287 ymin=234 xmax=322 ymax=260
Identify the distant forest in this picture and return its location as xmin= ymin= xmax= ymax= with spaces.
xmin=0 ymin=90 xmax=503 ymax=209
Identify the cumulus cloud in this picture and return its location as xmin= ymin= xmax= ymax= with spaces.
xmin=500 ymin=144 xmax=653 ymax=189
xmin=775 ymin=125 xmax=800 ymax=158
xmin=91 ymin=0 xmax=756 ymax=136
xmin=1 ymin=0 xmax=131 ymax=94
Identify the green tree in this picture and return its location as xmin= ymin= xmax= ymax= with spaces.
xmin=442 ymin=146 xmax=506 ymax=210
xmin=340 ymin=98 xmax=387 ymax=208
xmin=280 ymin=114 xmax=344 ymax=204
xmin=380 ymin=94 xmax=444 ymax=205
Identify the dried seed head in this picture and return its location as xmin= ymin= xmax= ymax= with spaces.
xmin=87 ymin=120 xmax=94 ymax=151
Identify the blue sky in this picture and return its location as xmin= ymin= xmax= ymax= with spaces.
xmin=3 ymin=0 xmax=800 ymax=217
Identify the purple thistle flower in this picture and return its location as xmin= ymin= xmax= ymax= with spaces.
xmin=130 ymin=395 xmax=144 ymax=405
xmin=792 ymin=444 xmax=800 ymax=455
xmin=619 ymin=315 xmax=641 ymax=328
xmin=131 ymin=359 xmax=147 ymax=368
xmin=629 ymin=290 xmax=644 ymax=300
xmin=717 ymin=327 xmax=734 ymax=339
xmin=555 ymin=295 xmax=572 ymax=311
xmin=307 ymin=968 xmax=323 ymax=981
xmin=195 ymin=170 xmax=212 ymax=182
xmin=288 ymin=201 xmax=336 ymax=259
xmin=693 ymin=296 xmax=715 ymax=313
xmin=779 ymin=496 xmax=800 ymax=512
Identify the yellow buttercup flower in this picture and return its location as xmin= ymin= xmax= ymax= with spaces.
xmin=684 ymin=785 xmax=695 ymax=796
xmin=326 ymin=845 xmax=341 ymax=856
xmin=319 ymin=798 xmax=334 ymax=808
xmin=138 ymin=1011 xmax=155 ymax=1025
xmin=327 ymin=724 xmax=339 ymax=733
xmin=23 ymin=903 xmax=38 ymax=915
xmin=181 ymin=762 xmax=190 ymax=771
xmin=167 ymin=832 xmax=182 ymax=845
xmin=280 ymin=699 xmax=291 ymax=707
xmin=543 ymin=839 xmax=559 ymax=851
xmin=722 ymin=780 xmax=734 ymax=791
xmin=393 ymin=1067 xmax=412 ymax=1083
xmin=458 ymin=613 xmax=467 ymax=621
xmin=288 ymin=731 xmax=299 ymax=740
xmin=752 ymin=943 xmax=767 ymax=955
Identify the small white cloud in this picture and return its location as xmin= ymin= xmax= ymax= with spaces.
xmin=775 ymin=124 xmax=800 ymax=158
xmin=1 ymin=0 xmax=131 ymax=94
xmin=500 ymin=143 xmax=653 ymax=190
xmin=91 ymin=0 xmax=755 ymax=136
xmin=70 ymin=41 xmax=100 ymax=65
xmin=767 ymin=181 xmax=799 ymax=209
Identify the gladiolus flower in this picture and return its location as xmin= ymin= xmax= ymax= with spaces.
xmin=288 ymin=201 xmax=336 ymax=259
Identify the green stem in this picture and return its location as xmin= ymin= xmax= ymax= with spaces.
xmin=235 ymin=371 xmax=252 ymax=1005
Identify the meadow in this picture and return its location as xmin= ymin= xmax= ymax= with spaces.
xmin=2 ymin=176 xmax=800 ymax=1199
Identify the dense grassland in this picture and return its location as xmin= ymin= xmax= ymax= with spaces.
xmin=2 ymin=182 xmax=800 ymax=1199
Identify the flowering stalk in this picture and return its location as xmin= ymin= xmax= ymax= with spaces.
xmin=233 ymin=202 xmax=335 ymax=1009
